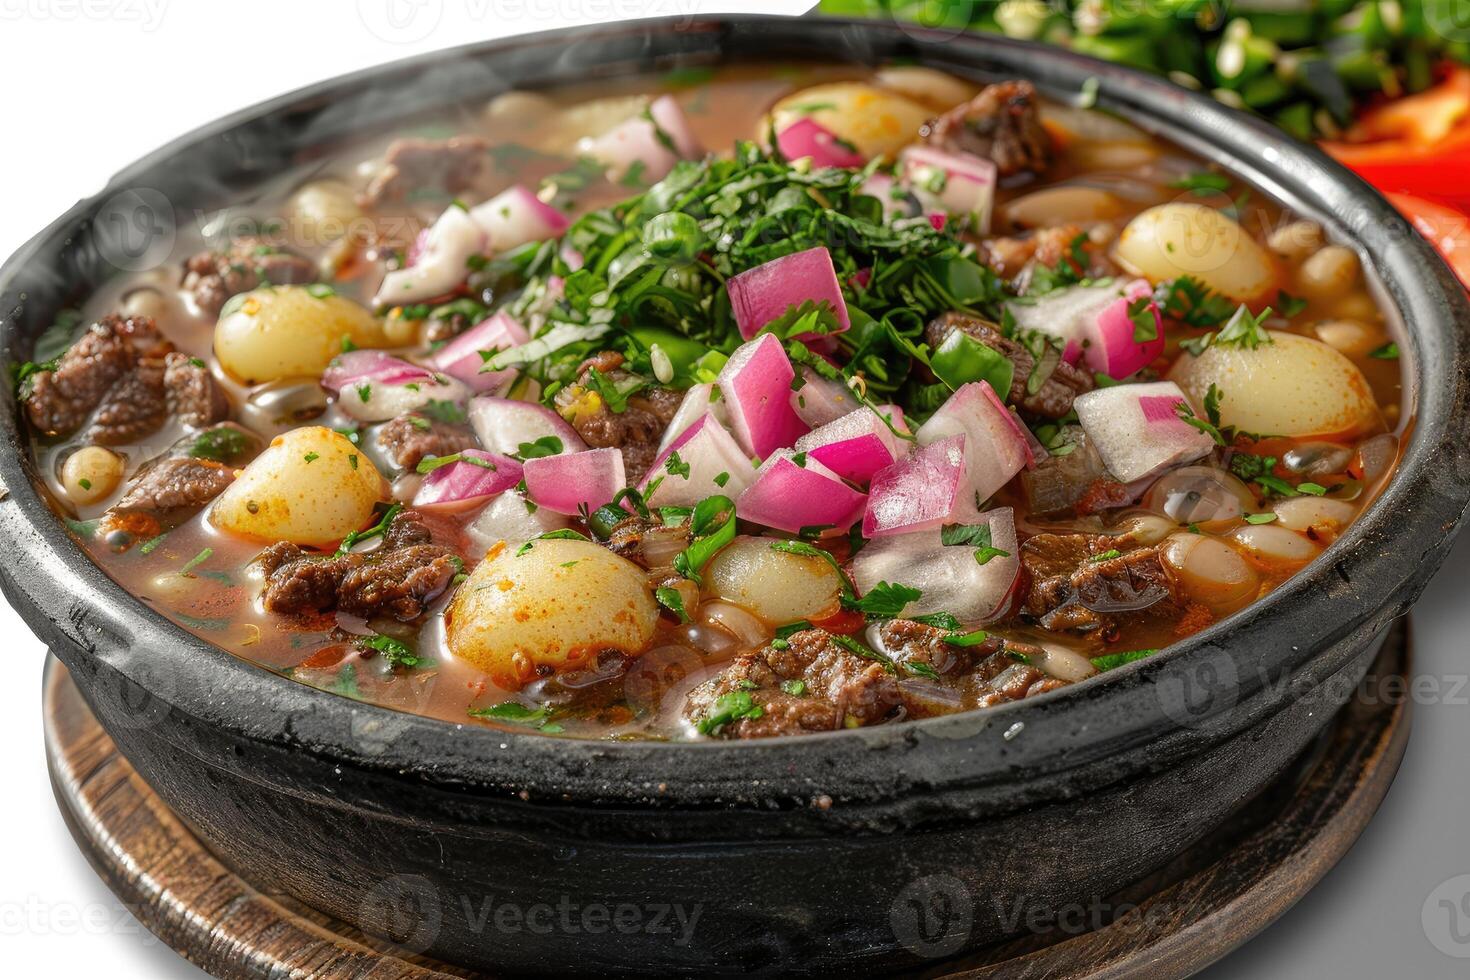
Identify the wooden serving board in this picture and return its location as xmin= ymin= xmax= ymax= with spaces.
xmin=43 ymin=624 xmax=1411 ymax=979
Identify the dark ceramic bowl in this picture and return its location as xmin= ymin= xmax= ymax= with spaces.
xmin=3 ymin=15 xmax=1468 ymax=976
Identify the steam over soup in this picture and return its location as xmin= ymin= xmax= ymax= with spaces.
xmin=21 ymin=65 xmax=1403 ymax=740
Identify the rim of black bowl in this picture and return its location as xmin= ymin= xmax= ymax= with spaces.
xmin=2 ymin=14 xmax=1468 ymax=812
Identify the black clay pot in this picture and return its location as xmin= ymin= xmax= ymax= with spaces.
xmin=3 ymin=15 xmax=1468 ymax=977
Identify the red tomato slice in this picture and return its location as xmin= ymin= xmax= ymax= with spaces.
xmin=1386 ymin=192 xmax=1470 ymax=290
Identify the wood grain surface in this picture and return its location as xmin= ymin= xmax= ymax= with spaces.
xmin=42 ymin=623 xmax=1411 ymax=979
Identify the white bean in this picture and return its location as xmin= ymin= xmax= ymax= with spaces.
xmin=1313 ymin=319 xmax=1388 ymax=357
xmin=60 ymin=446 xmax=124 ymax=505
xmin=1266 ymin=220 xmax=1324 ymax=262
xmin=1162 ymin=533 xmax=1260 ymax=615
xmin=1296 ymin=245 xmax=1360 ymax=300
xmin=1228 ymin=523 xmax=1321 ymax=564
xmin=1272 ymin=497 xmax=1356 ymax=538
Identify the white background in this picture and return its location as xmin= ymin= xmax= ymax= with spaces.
xmin=2 ymin=2 xmax=1468 ymax=977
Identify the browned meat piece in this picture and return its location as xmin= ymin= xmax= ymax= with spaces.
xmin=181 ymin=236 xmax=317 ymax=316
xmin=163 ymin=352 xmax=230 ymax=427
xmin=377 ymin=413 xmax=476 ymax=469
xmin=983 ymin=224 xmax=1118 ymax=284
xmin=684 ymin=629 xmax=901 ymax=739
xmin=1021 ymin=427 xmax=1108 ymax=516
xmin=1020 ymin=533 xmax=1178 ymax=633
xmin=877 ymin=619 xmax=1071 ymax=717
xmin=926 ymin=311 xmax=1094 ymax=419
xmin=259 ymin=510 xmax=460 ymax=621
xmin=359 ymin=135 xmax=490 ymax=208
xmin=876 ymin=618 xmax=1003 ymax=677
xmin=24 ymin=314 xmax=167 ymax=439
xmin=99 ymin=457 xmax=235 ymax=540
xmin=600 ymin=514 xmax=689 ymax=569
xmin=923 ymin=81 xmax=1053 ymax=177
xmin=556 ymin=353 xmax=684 ymax=483
xmin=86 ymin=358 xmax=168 ymax=445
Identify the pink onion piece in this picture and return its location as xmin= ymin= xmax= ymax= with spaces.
xmin=727 ymin=246 xmax=851 ymax=342
xmin=427 ymin=311 xmax=530 ymax=393
xmin=851 ymin=506 xmax=1021 ymax=626
xmin=1083 ymin=279 xmax=1165 ymax=380
xmin=640 ymin=413 xmax=756 ymax=507
xmin=656 ymin=383 xmax=727 ymax=455
xmin=468 ymin=395 xmax=586 ymax=456
xmin=898 ymin=145 xmax=998 ymax=234
xmin=413 ymin=450 xmax=523 ymax=513
xmin=915 ymin=382 xmax=1034 ymax=504
xmin=736 ymin=451 xmax=867 ymax=534
xmin=716 ymin=333 xmax=811 ymax=459
xmin=1073 ymin=380 xmax=1214 ymax=484
xmin=577 ymin=94 xmax=702 ymax=183
xmin=1004 ymin=281 xmax=1125 ymax=365
xmin=794 ymin=408 xmax=908 ymax=484
xmin=373 ymin=205 xmax=485 ymax=305
xmin=862 ymin=434 xmax=967 ymax=538
xmin=523 ymin=447 xmax=627 ymax=516
xmin=789 ymin=367 xmax=861 ymax=427
xmin=322 ymin=350 xmax=436 ymax=394
xmin=775 ymin=116 xmax=867 ymax=168
xmin=469 ymin=185 xmax=571 ymax=254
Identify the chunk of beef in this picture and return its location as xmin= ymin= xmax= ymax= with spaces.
xmin=87 ymin=358 xmax=168 ymax=445
xmin=100 ymin=456 xmax=235 ymax=540
xmin=983 ymin=224 xmax=1117 ymax=284
xmin=181 ymin=237 xmax=316 ymax=316
xmin=556 ymin=352 xmax=684 ymax=483
xmin=24 ymin=314 xmax=167 ymax=439
xmin=359 ymin=135 xmax=490 ymax=209
xmin=926 ymin=311 xmax=1094 ymax=419
xmin=923 ymin=81 xmax=1053 ymax=177
xmin=1021 ymin=426 xmax=1106 ymax=516
xmin=877 ymin=619 xmax=1071 ymax=717
xmin=377 ymin=413 xmax=477 ymax=470
xmin=684 ymin=629 xmax=901 ymax=739
xmin=1020 ymin=533 xmax=1177 ymax=632
xmin=163 ymin=352 xmax=230 ymax=428
xmin=259 ymin=510 xmax=459 ymax=621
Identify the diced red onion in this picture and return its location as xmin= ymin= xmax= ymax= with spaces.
xmin=915 ymin=382 xmax=1034 ymax=504
xmin=775 ymin=116 xmax=867 ymax=168
xmin=794 ymin=408 xmax=908 ymax=484
xmin=1004 ymin=280 xmax=1124 ymax=364
xmin=323 ymin=351 xmax=467 ymax=423
xmin=735 ymin=451 xmax=867 ymax=534
xmin=701 ymin=600 xmax=770 ymax=651
xmin=656 ymin=383 xmax=728 ymax=455
xmin=373 ymin=205 xmax=485 ymax=305
xmin=863 ymin=433 xmax=967 ymax=538
xmin=577 ymin=94 xmax=702 ymax=183
xmin=641 ymin=413 xmax=756 ymax=507
xmin=522 ymin=447 xmax=627 ymax=516
xmin=851 ymin=506 xmax=1020 ymax=626
xmin=466 ymin=490 xmax=569 ymax=555
xmin=1082 ymin=278 xmax=1165 ymax=379
xmin=716 ymin=333 xmax=811 ymax=459
xmin=427 ymin=311 xmax=529 ymax=393
xmin=468 ymin=395 xmax=586 ymax=456
xmin=727 ymin=246 xmax=851 ymax=342
xmin=468 ymin=185 xmax=571 ymax=254
xmin=1074 ymin=380 xmax=1215 ymax=483
xmin=898 ymin=145 xmax=998 ymax=234
xmin=789 ymin=367 xmax=861 ymax=427
xmin=413 ymin=450 xmax=523 ymax=513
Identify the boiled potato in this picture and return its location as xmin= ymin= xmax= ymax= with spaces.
xmin=1169 ymin=331 xmax=1382 ymax=438
xmin=286 ymin=180 xmax=362 ymax=248
xmin=703 ymin=535 xmax=843 ymax=625
xmin=210 ymin=426 xmax=388 ymax=546
xmin=873 ymin=66 xmax=976 ymax=110
xmin=445 ymin=538 xmax=658 ymax=689
xmin=214 ymin=286 xmax=392 ymax=384
xmin=767 ymin=83 xmax=931 ymax=159
xmin=1115 ymin=203 xmax=1278 ymax=304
